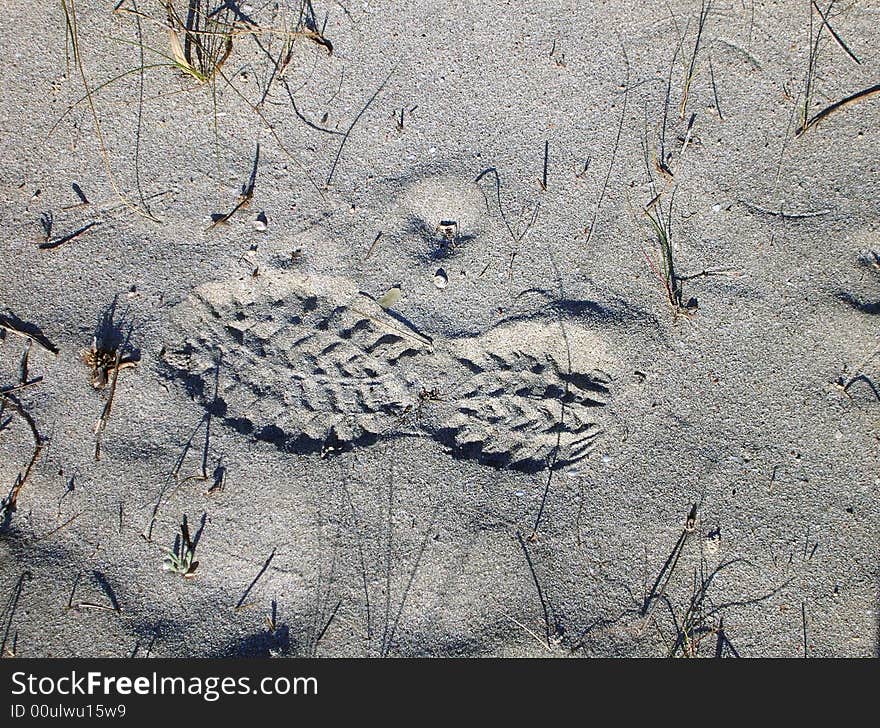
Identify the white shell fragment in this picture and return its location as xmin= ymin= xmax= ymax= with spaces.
xmin=433 ymin=268 xmax=448 ymax=289
xmin=252 ymin=213 xmax=268 ymax=232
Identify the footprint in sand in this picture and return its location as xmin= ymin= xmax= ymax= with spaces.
xmin=161 ymin=267 xmax=613 ymax=472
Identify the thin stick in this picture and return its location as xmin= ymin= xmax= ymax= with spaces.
xmin=38 ymin=221 xmax=101 ymax=250
xmin=811 ymin=0 xmax=860 ymax=64
xmin=326 ymin=69 xmax=394 ymax=186
xmin=680 ymin=112 xmax=697 ymax=157
xmin=0 ymin=393 xmax=44 ymax=514
xmin=0 ymin=379 xmax=44 ymax=396
xmin=677 ymin=267 xmax=741 ymax=281
xmin=94 ymin=350 xmax=122 ymax=461
xmin=72 ymin=602 xmax=119 ymax=612
xmin=516 ymin=531 xmax=552 ymax=649
xmin=680 ymin=1 xmax=712 ymax=119
xmin=19 ymin=340 xmax=31 ymax=385
xmin=541 ymin=139 xmax=549 ymax=191
xmin=0 ymin=318 xmax=58 ymax=356
xmin=802 ymin=601 xmax=808 ymax=657
xmin=586 ymin=59 xmax=628 ymax=243
xmin=34 ymin=511 xmax=82 ymax=541
xmin=234 ymin=548 xmax=276 ymax=611
xmin=708 ymin=53 xmax=723 ymax=120
xmin=364 ymin=231 xmax=383 ymax=259
xmin=796 ymin=83 xmax=880 ymax=137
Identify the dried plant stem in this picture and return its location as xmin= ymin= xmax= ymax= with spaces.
xmin=0 ymin=393 xmax=43 ymax=515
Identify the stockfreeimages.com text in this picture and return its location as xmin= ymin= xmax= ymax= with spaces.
xmin=10 ymin=671 xmax=317 ymax=702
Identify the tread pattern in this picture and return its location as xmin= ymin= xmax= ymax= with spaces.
xmin=162 ymin=271 xmax=611 ymax=469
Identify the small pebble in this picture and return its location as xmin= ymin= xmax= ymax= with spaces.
xmin=252 ymin=212 xmax=268 ymax=232
xmin=433 ymin=268 xmax=448 ymax=289
xmin=378 ymin=286 xmax=401 ymax=309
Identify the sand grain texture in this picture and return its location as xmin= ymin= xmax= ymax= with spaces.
xmin=0 ymin=0 xmax=877 ymax=657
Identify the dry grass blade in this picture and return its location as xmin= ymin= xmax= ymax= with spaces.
xmin=0 ymin=315 xmax=58 ymax=356
xmin=1 ymin=572 xmax=33 ymax=657
xmin=811 ymin=0 xmax=860 ymax=65
xmin=94 ymin=349 xmax=123 ymax=461
xmin=0 ymin=393 xmax=44 ymax=520
xmin=795 ymin=83 xmax=880 ymax=137
xmin=60 ymin=1 xmax=332 ymax=211
xmin=644 ymin=190 xmax=692 ymax=314
xmin=380 ymin=517 xmax=434 ymax=657
xmin=585 ymin=48 xmax=628 ymax=244
xmin=516 ymin=531 xmax=553 ymax=649
xmin=679 ymin=1 xmax=712 ymax=120
xmin=38 ymin=221 xmax=101 ymax=250
xmin=162 ymin=0 xmax=234 ymax=83
xmin=474 ymin=166 xmax=541 ymax=248
xmin=60 ymin=0 xmax=159 ymax=221
xmin=657 ymin=40 xmax=682 ymax=178
xmin=326 ymin=69 xmax=394 ymax=187
xmin=209 ymin=144 xmax=260 ymax=228
xmin=798 ymin=0 xmax=837 ymax=135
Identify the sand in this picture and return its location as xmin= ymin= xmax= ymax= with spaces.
xmin=0 ymin=0 xmax=877 ymax=657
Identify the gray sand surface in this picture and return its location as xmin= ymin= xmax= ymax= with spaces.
xmin=0 ymin=0 xmax=877 ymax=657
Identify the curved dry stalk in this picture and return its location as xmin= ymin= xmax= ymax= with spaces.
xmin=57 ymin=6 xmax=328 ymax=208
xmin=585 ymin=47 xmax=629 ymax=244
xmin=0 ymin=393 xmax=44 ymax=516
xmin=679 ymin=1 xmax=712 ymax=120
xmin=796 ymin=83 xmax=880 ymax=137
xmin=810 ymin=0 xmax=860 ymax=65
xmin=326 ymin=69 xmax=394 ymax=187
xmin=61 ymin=0 xmax=160 ymax=221
xmin=215 ymin=65 xmax=326 ymax=196
xmin=117 ymin=2 xmax=333 ymax=51
xmin=48 ymin=63 xmax=171 ymax=138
